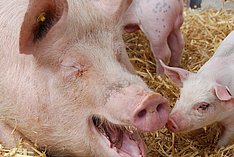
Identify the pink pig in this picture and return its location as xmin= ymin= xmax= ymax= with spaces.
xmin=0 ymin=0 xmax=170 ymax=156
xmin=161 ymin=31 xmax=234 ymax=147
xmin=124 ymin=0 xmax=184 ymax=74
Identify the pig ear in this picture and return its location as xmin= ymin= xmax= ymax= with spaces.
xmin=19 ymin=0 xmax=68 ymax=55
xmin=213 ymin=84 xmax=234 ymax=110
xmin=159 ymin=60 xmax=192 ymax=87
xmin=93 ymin=0 xmax=132 ymax=18
xmin=213 ymin=84 xmax=232 ymax=101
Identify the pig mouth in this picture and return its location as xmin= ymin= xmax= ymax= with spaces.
xmin=91 ymin=116 xmax=146 ymax=157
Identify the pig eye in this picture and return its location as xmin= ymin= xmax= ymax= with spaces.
xmin=197 ymin=102 xmax=210 ymax=111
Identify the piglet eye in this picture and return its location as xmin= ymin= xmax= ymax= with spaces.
xmin=198 ymin=103 xmax=210 ymax=111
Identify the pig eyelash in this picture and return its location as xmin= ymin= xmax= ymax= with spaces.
xmin=197 ymin=102 xmax=210 ymax=111
xmin=61 ymin=64 xmax=87 ymax=78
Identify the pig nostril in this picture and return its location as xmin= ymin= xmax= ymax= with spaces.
xmin=167 ymin=120 xmax=178 ymax=132
xmin=156 ymin=103 xmax=166 ymax=113
xmin=138 ymin=109 xmax=147 ymax=118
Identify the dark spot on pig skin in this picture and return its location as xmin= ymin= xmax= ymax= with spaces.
xmin=162 ymin=19 xmax=165 ymax=22
xmin=163 ymin=25 xmax=166 ymax=28
xmin=162 ymin=2 xmax=168 ymax=8
xmin=155 ymin=30 xmax=160 ymax=34
xmin=153 ymin=9 xmax=157 ymax=13
xmin=155 ymin=2 xmax=161 ymax=8
xmin=153 ymin=2 xmax=170 ymax=14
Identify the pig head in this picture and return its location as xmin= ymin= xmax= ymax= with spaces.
xmin=123 ymin=0 xmax=184 ymax=74
xmin=0 ymin=0 xmax=169 ymax=156
xmin=161 ymin=31 xmax=234 ymax=147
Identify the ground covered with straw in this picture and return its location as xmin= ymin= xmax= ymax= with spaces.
xmin=0 ymin=8 xmax=233 ymax=157
xmin=124 ymin=9 xmax=234 ymax=157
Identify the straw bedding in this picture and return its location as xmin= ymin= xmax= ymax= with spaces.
xmin=0 ymin=8 xmax=233 ymax=157
xmin=123 ymin=9 xmax=234 ymax=157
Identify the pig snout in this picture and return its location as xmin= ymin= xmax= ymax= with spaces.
xmin=132 ymin=92 xmax=170 ymax=132
xmin=105 ymin=85 xmax=170 ymax=132
xmin=166 ymin=117 xmax=180 ymax=132
xmin=166 ymin=112 xmax=187 ymax=132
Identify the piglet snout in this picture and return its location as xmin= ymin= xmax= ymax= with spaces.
xmin=133 ymin=93 xmax=169 ymax=132
xmin=166 ymin=112 xmax=185 ymax=132
xmin=166 ymin=118 xmax=179 ymax=132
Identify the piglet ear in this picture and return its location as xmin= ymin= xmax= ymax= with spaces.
xmin=19 ymin=0 xmax=68 ymax=55
xmin=213 ymin=84 xmax=234 ymax=110
xmin=213 ymin=84 xmax=232 ymax=101
xmin=159 ymin=60 xmax=192 ymax=87
xmin=93 ymin=0 xmax=132 ymax=19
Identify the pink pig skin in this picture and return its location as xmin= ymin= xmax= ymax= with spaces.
xmin=0 ymin=0 xmax=169 ymax=156
xmin=124 ymin=0 xmax=184 ymax=74
xmin=161 ymin=31 xmax=234 ymax=147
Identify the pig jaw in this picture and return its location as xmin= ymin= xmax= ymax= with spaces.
xmin=90 ymin=117 xmax=146 ymax=157
xmin=89 ymin=86 xmax=169 ymax=157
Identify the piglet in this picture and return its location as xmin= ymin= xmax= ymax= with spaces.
xmin=123 ymin=0 xmax=184 ymax=74
xmin=161 ymin=31 xmax=234 ymax=147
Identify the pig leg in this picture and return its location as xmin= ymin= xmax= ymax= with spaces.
xmin=150 ymin=41 xmax=171 ymax=75
xmin=217 ymin=125 xmax=234 ymax=147
xmin=139 ymin=17 xmax=171 ymax=74
xmin=140 ymin=21 xmax=172 ymax=74
xmin=134 ymin=0 xmax=173 ymax=74
xmin=168 ymin=29 xmax=184 ymax=67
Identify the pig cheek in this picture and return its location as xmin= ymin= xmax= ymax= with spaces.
xmin=179 ymin=106 xmax=204 ymax=131
xmin=180 ymin=118 xmax=194 ymax=131
xmin=48 ymin=75 xmax=95 ymax=140
xmin=188 ymin=107 xmax=216 ymax=131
